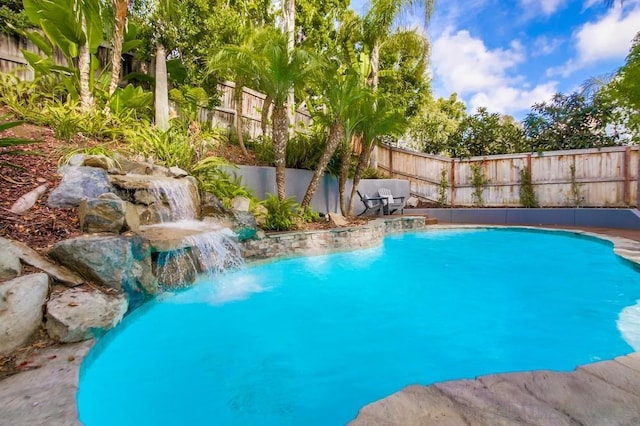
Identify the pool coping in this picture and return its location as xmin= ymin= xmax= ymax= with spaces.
xmin=2 ymin=224 xmax=640 ymax=425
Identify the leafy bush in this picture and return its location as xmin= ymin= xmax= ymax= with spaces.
xmin=470 ymin=162 xmax=489 ymax=207
xmin=191 ymin=157 xmax=257 ymax=209
xmin=0 ymin=117 xmax=40 ymax=168
xmin=296 ymin=205 xmax=320 ymax=223
xmin=261 ymin=194 xmax=299 ymax=231
xmin=253 ymin=132 xmax=326 ymax=170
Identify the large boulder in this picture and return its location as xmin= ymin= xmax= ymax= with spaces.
xmin=0 ymin=239 xmax=21 ymax=281
xmin=78 ymin=195 xmax=126 ymax=233
xmin=48 ymin=235 xmax=158 ymax=301
xmin=201 ymin=192 xmax=228 ymax=216
xmin=46 ymin=287 xmax=128 ymax=343
xmin=47 ymin=166 xmax=112 ymax=208
xmin=0 ymin=273 xmax=49 ymax=354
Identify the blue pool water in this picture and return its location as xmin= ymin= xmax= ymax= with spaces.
xmin=78 ymin=229 xmax=640 ymax=425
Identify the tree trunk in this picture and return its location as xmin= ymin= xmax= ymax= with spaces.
xmin=301 ymin=121 xmax=344 ymax=208
xmin=272 ymin=104 xmax=289 ymax=200
xmin=368 ymin=39 xmax=380 ymax=168
xmin=348 ymin=143 xmax=373 ymax=216
xmin=261 ymin=94 xmax=272 ymax=136
xmin=234 ymin=79 xmax=249 ymax=157
xmin=338 ymin=143 xmax=351 ymax=216
xmin=284 ymin=0 xmax=296 ymax=137
xmin=78 ymin=14 xmax=94 ymax=112
xmin=154 ymin=43 xmax=170 ymax=131
xmin=108 ymin=0 xmax=129 ymax=96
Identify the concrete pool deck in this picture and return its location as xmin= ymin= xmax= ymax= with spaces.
xmin=2 ymin=224 xmax=640 ymax=425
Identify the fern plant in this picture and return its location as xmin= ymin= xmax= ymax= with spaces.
xmin=261 ymin=193 xmax=299 ymax=231
xmin=0 ymin=117 xmax=40 ymax=169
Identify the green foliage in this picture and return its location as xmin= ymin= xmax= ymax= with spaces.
xmin=57 ymin=143 xmax=118 ymax=167
xmin=0 ymin=0 xmax=30 ymax=35
xmin=450 ymin=107 xmax=527 ymax=157
xmin=411 ymin=94 xmax=466 ymax=154
xmin=253 ymin=133 xmax=327 ymax=171
xmin=0 ymin=116 xmax=40 ymax=168
xmin=596 ymin=32 xmax=640 ymax=143
xmin=109 ymin=84 xmax=153 ymax=118
xmin=437 ymin=167 xmax=449 ymax=206
xmin=568 ymin=163 xmax=583 ymax=207
xmin=169 ymin=86 xmax=210 ymax=122
xmin=524 ymin=93 xmax=618 ymax=151
xmin=361 ymin=166 xmax=385 ymax=179
xmin=296 ymin=204 xmax=320 ymax=223
xmin=191 ymin=156 xmax=257 ymax=208
xmin=518 ymin=166 xmax=538 ymax=208
xmin=261 ymin=193 xmax=299 ymax=231
xmin=470 ymin=162 xmax=488 ymax=207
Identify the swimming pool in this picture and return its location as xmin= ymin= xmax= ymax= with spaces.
xmin=78 ymin=228 xmax=640 ymax=425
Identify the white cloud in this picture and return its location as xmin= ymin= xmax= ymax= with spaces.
xmin=574 ymin=5 xmax=640 ymax=64
xmin=468 ymin=83 xmax=558 ymax=114
xmin=431 ymin=27 xmax=556 ymax=115
xmin=520 ymin=0 xmax=567 ymax=15
xmin=532 ymin=36 xmax=563 ymax=56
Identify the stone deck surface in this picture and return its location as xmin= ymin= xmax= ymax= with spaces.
xmin=2 ymin=224 xmax=640 ymax=425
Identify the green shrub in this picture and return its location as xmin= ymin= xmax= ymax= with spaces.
xmin=261 ymin=194 xmax=299 ymax=231
xmin=437 ymin=167 xmax=449 ymax=206
xmin=191 ymin=157 xmax=257 ymax=209
xmin=297 ymin=205 xmax=320 ymax=223
xmin=470 ymin=162 xmax=489 ymax=207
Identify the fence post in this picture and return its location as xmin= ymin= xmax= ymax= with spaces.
xmin=389 ymin=146 xmax=393 ymax=175
xmin=623 ymin=147 xmax=630 ymax=206
xmin=450 ymin=159 xmax=456 ymax=206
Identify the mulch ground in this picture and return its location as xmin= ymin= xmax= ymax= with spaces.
xmin=0 ymin=122 xmax=81 ymax=250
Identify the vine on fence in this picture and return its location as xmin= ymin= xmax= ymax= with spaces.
xmin=569 ymin=164 xmax=583 ymax=207
xmin=470 ymin=162 xmax=489 ymax=206
xmin=519 ymin=166 xmax=538 ymax=207
xmin=437 ymin=167 xmax=449 ymax=206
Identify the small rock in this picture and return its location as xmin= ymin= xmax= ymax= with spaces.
xmin=133 ymin=189 xmax=156 ymax=205
xmin=98 ymin=192 xmax=122 ymax=201
xmin=253 ymin=204 xmax=268 ymax=227
xmin=123 ymin=202 xmax=141 ymax=232
xmin=10 ymin=184 xmax=48 ymax=215
xmin=83 ymin=155 xmax=119 ymax=173
xmin=406 ymin=196 xmax=419 ymax=208
xmin=231 ymin=196 xmax=251 ymax=212
xmin=0 ymin=240 xmax=21 ymax=281
xmin=0 ymin=273 xmax=49 ymax=354
xmin=46 ymin=287 xmax=128 ymax=343
xmin=150 ymin=165 xmax=170 ymax=176
xmin=47 ymin=166 xmax=113 ymax=208
xmin=168 ymin=166 xmax=189 ymax=178
xmin=328 ymin=212 xmax=348 ymax=227
xmin=66 ymin=154 xmax=85 ymax=167
xmin=78 ymin=197 xmax=126 ymax=233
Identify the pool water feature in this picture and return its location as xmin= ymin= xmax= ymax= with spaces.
xmin=79 ymin=229 xmax=640 ymax=425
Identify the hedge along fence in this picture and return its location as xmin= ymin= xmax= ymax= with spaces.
xmin=0 ymin=33 xmax=312 ymax=139
xmin=377 ymin=144 xmax=640 ymax=207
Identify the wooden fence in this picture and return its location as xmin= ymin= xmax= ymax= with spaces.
xmin=0 ymin=33 xmax=312 ymax=138
xmin=378 ymin=144 xmax=640 ymax=207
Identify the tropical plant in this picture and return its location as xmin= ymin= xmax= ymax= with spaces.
xmin=252 ymin=30 xmax=315 ymax=200
xmin=21 ymin=0 xmax=104 ymax=111
xmin=261 ymin=193 xmax=299 ymax=231
xmin=0 ymin=117 xmax=40 ymax=169
xmin=437 ymin=167 xmax=449 ymax=206
xmin=470 ymin=162 xmax=488 ymax=207
xmin=347 ymin=92 xmax=407 ymax=215
xmin=301 ymin=65 xmax=366 ymax=208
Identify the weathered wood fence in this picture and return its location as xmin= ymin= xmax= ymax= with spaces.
xmin=0 ymin=33 xmax=311 ymax=138
xmin=378 ymin=144 xmax=640 ymax=207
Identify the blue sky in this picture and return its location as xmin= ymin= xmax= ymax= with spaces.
xmin=351 ymin=0 xmax=640 ymax=119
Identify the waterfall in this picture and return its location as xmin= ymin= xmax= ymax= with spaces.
xmin=134 ymin=177 xmax=244 ymax=289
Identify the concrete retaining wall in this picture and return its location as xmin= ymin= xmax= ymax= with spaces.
xmin=241 ymin=216 xmax=427 ymax=260
xmin=225 ymin=165 xmax=410 ymax=215
xmin=410 ymin=208 xmax=640 ymax=230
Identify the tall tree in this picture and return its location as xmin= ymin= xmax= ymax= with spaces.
xmin=151 ymin=0 xmax=175 ymax=130
xmin=253 ymin=30 xmax=314 ymax=200
xmin=301 ymin=67 xmax=366 ymax=208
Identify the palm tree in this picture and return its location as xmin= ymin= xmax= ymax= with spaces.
xmin=253 ymin=30 xmax=314 ymax=200
xmin=152 ymin=0 xmax=176 ymax=131
xmin=301 ymin=67 xmax=366 ymax=208
xmin=347 ymin=93 xmax=407 ymax=215
xmin=108 ymin=0 xmax=130 ymax=96
xmin=363 ymin=0 xmax=435 ymax=89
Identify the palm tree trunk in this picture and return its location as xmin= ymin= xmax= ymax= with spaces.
xmin=108 ymin=0 xmax=129 ymax=96
xmin=154 ymin=43 xmax=170 ymax=131
xmin=348 ymin=142 xmax=372 ymax=215
xmin=272 ymin=104 xmax=289 ymax=200
xmin=78 ymin=14 xmax=94 ymax=112
xmin=338 ymin=143 xmax=351 ymax=216
xmin=234 ymin=79 xmax=249 ymax=157
xmin=301 ymin=121 xmax=344 ymax=208
xmin=370 ymin=39 xmax=380 ymax=89
xmin=284 ymin=0 xmax=296 ymax=137
xmin=261 ymin=94 xmax=272 ymax=136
